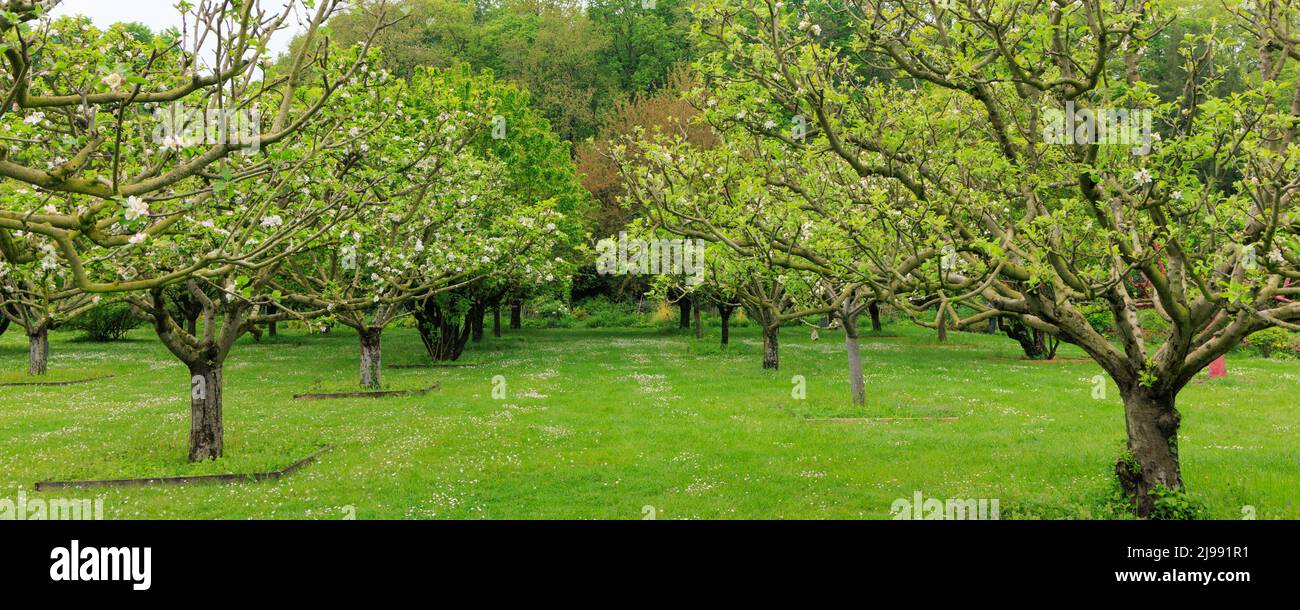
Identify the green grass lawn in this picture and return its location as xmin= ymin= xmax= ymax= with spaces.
xmin=1 ymin=322 xmax=1297 ymax=519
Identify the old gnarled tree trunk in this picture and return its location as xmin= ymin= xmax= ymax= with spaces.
xmin=414 ymin=298 xmax=472 ymax=362
xmin=135 ymin=284 xmax=250 ymax=463
xmin=841 ymin=306 xmax=866 ymax=406
xmin=359 ymin=328 xmax=383 ymax=389
xmin=470 ymin=303 xmax=486 ymax=343
xmin=1115 ymin=385 xmax=1183 ymax=516
xmin=718 ymin=305 xmax=735 ymax=346
xmin=509 ymin=301 xmax=522 ymax=329
xmin=28 ymin=324 xmax=49 ymax=376
xmin=745 ymin=304 xmax=782 ymax=370
xmin=187 ymin=358 xmax=224 ymax=462
xmin=761 ymin=324 xmax=780 ymax=370
xmin=868 ymin=301 xmax=883 ymax=333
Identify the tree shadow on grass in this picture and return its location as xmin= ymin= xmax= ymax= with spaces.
xmin=389 ymin=362 xmax=478 ymax=369
xmin=64 ymin=336 xmax=156 ymax=345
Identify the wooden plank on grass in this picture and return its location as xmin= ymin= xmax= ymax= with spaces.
xmin=0 ymin=375 xmax=114 ymax=388
xmin=809 ymin=417 xmax=960 ymax=423
xmin=390 ymin=363 xmax=476 ymax=369
xmin=292 ymin=383 xmax=440 ymax=401
xmin=34 ymin=446 xmax=334 ymax=491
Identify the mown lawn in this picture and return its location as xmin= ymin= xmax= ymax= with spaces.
xmin=0 ymin=321 xmax=1296 ymax=519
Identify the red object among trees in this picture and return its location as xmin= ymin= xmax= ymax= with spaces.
xmin=1208 ymin=355 xmax=1228 ymax=379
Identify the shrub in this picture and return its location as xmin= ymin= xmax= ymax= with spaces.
xmin=1246 ymin=328 xmax=1297 ymax=359
xmin=572 ymin=296 xmax=644 ymax=328
xmin=1149 ymin=485 xmax=1204 ymax=521
xmin=584 ymin=310 xmax=640 ymax=328
xmin=1080 ymin=306 xmax=1114 ymax=336
xmin=68 ymin=302 xmax=142 ymax=341
xmin=523 ymin=297 xmax=575 ymax=329
xmin=531 ymin=297 xmax=569 ymax=320
xmin=520 ymin=296 xmax=733 ymax=330
xmin=526 ymin=317 xmax=575 ymax=329
xmin=651 ymin=301 xmax=674 ymax=323
xmin=1137 ymin=309 xmax=1170 ymax=337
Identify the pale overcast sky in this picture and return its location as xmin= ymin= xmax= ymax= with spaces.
xmin=49 ymin=0 xmax=308 ymax=58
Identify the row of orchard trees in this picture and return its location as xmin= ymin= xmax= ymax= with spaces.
xmin=621 ymin=0 xmax=1300 ymax=516
xmin=0 ymin=1 xmax=583 ymax=463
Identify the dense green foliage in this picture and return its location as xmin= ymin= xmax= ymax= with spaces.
xmin=330 ymin=0 xmax=695 ymax=143
xmin=66 ymin=302 xmax=142 ymax=342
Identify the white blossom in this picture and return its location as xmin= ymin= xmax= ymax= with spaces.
xmin=102 ymin=72 xmax=126 ymax=92
xmin=124 ymin=196 xmax=150 ymax=221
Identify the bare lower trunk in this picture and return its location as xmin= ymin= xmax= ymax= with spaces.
xmin=263 ymin=304 xmax=278 ymax=337
xmin=693 ymin=304 xmax=702 ymax=339
xmin=1041 ymin=332 xmax=1060 ymax=360
xmin=509 ymin=302 xmax=522 ymax=330
xmin=936 ymin=308 xmax=948 ymax=343
xmin=414 ymin=299 xmax=472 ymax=362
xmin=28 ymin=326 xmax=49 ymax=376
xmin=470 ymin=304 xmax=485 ymax=343
xmin=719 ymin=306 xmax=734 ymax=346
xmin=1003 ymin=319 xmax=1054 ymax=360
xmin=1115 ymin=387 xmax=1183 ymax=518
xmin=359 ymin=328 xmax=383 ymax=390
xmin=762 ymin=325 xmax=779 ymax=370
xmin=142 ymin=285 xmax=245 ymax=464
xmin=868 ymin=302 xmax=883 ymax=333
xmin=679 ymin=300 xmax=691 ymax=329
xmin=492 ymin=307 xmax=502 ymax=338
xmin=843 ymin=313 xmax=866 ymax=406
xmin=187 ymin=361 xmax=224 ymax=462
